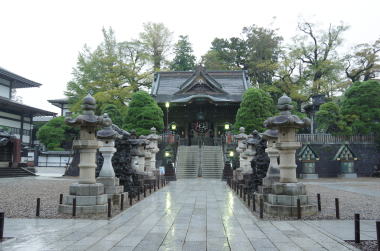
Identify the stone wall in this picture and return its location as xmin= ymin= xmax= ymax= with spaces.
xmin=296 ymin=143 xmax=379 ymax=177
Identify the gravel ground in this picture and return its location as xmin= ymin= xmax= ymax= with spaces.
xmin=346 ymin=240 xmax=378 ymax=251
xmin=0 ymin=176 xmax=151 ymax=220
xmin=240 ymin=178 xmax=380 ymax=220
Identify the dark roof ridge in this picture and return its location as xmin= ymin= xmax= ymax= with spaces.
xmin=0 ymin=66 xmax=42 ymax=88
xmin=156 ymin=70 xmax=245 ymax=74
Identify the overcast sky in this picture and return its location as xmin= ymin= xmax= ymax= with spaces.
xmin=1 ymin=0 xmax=379 ymax=114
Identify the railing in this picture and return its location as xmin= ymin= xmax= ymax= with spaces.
xmin=296 ymin=134 xmax=375 ymax=144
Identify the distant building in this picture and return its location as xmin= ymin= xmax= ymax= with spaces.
xmin=48 ymin=98 xmax=70 ymax=117
xmin=151 ymin=66 xmax=249 ymax=145
xmin=0 ymin=67 xmax=55 ymax=167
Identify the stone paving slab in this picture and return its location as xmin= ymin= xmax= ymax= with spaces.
xmin=0 ymin=179 xmax=368 ymax=250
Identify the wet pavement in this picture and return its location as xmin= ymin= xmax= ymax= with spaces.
xmin=1 ymin=179 xmax=371 ymax=250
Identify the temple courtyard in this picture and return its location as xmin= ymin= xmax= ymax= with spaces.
xmin=1 ymin=178 xmax=379 ymax=250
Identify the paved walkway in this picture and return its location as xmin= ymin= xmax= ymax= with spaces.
xmin=1 ymin=179 xmax=375 ymax=251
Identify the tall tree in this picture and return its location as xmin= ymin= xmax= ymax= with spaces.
xmin=272 ymin=49 xmax=310 ymax=106
xmin=345 ymin=38 xmax=380 ymax=82
xmin=243 ymin=25 xmax=283 ymax=87
xmin=315 ymin=102 xmax=351 ymax=135
xmin=124 ymin=91 xmax=164 ymax=135
xmin=139 ymin=22 xmax=173 ymax=71
xmin=292 ymin=21 xmax=348 ymax=97
xmin=65 ymin=27 xmax=150 ymax=113
xmin=202 ymin=25 xmax=282 ymax=87
xmin=234 ymin=88 xmax=275 ymax=133
xmin=170 ymin=35 xmax=196 ymax=71
xmin=341 ymin=80 xmax=380 ymax=135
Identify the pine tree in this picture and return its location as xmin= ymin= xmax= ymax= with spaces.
xmin=170 ymin=35 xmax=196 ymax=71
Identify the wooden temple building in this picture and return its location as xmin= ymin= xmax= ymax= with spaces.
xmin=0 ymin=67 xmax=55 ymax=170
xmin=151 ymin=66 xmax=249 ymax=145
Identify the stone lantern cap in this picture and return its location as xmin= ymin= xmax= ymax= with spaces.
xmin=333 ymin=144 xmax=358 ymax=161
xmin=128 ymin=138 xmax=149 ymax=146
xmin=146 ymin=127 xmax=160 ymax=141
xmin=111 ymin=124 xmax=130 ymax=138
xmin=235 ymin=127 xmax=248 ymax=140
xmin=96 ymin=113 xmax=120 ymax=140
xmin=65 ymin=94 xmax=103 ymax=127
xmin=261 ymin=129 xmax=278 ymax=140
xmin=246 ymin=130 xmax=261 ymax=145
xmin=129 ymin=138 xmax=149 ymax=157
xmin=264 ymin=94 xmax=310 ymax=129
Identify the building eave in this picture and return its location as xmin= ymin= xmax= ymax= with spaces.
xmin=0 ymin=67 xmax=42 ymax=88
xmin=0 ymin=96 xmax=56 ymax=116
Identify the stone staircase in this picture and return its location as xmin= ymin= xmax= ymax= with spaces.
xmin=176 ymin=146 xmax=199 ymax=179
xmin=0 ymin=167 xmax=36 ymax=178
xmin=200 ymin=146 xmax=224 ymax=179
xmin=175 ymin=145 xmax=223 ymax=179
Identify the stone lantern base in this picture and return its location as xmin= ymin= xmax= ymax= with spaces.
xmin=96 ymin=177 xmax=128 ymax=205
xmin=58 ymin=183 xmax=108 ymax=215
xmin=256 ymin=183 xmax=317 ymax=217
xmin=338 ymin=173 xmax=357 ymax=178
xmin=300 ymin=173 xmax=319 ymax=179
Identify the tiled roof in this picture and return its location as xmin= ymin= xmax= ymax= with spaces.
xmin=0 ymin=66 xmax=41 ymax=88
xmin=0 ymin=96 xmax=56 ymax=116
xmin=151 ymin=68 xmax=249 ymax=103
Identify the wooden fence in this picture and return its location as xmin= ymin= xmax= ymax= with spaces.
xmin=296 ymin=134 xmax=375 ymax=144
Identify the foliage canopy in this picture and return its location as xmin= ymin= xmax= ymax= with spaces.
xmin=65 ymin=27 xmax=149 ymax=124
xmin=234 ymin=88 xmax=275 ymax=133
xmin=124 ymin=91 xmax=164 ymax=135
xmin=37 ymin=117 xmax=79 ymax=151
xmin=316 ymin=102 xmax=351 ymax=135
xmin=170 ymin=35 xmax=196 ymax=71
xmin=139 ymin=22 xmax=173 ymax=71
xmin=341 ymin=80 xmax=380 ymax=135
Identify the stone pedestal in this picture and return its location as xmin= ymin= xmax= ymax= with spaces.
xmin=97 ymin=177 xmax=128 ymax=205
xmin=58 ymin=183 xmax=108 ymax=214
xmin=263 ymin=183 xmax=316 ymax=217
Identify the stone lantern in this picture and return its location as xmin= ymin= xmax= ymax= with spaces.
xmin=96 ymin=113 xmax=127 ymax=205
xmin=263 ymin=94 xmax=316 ymax=217
xmin=234 ymin=127 xmax=248 ymax=181
xmin=145 ymin=127 xmax=160 ymax=177
xmin=59 ymin=94 xmax=108 ymax=215
xmin=298 ymin=144 xmax=319 ymax=179
xmin=129 ymin=137 xmax=148 ymax=175
xmin=333 ymin=144 xmax=358 ymax=178
xmin=243 ymin=130 xmax=261 ymax=174
xmin=261 ymin=129 xmax=280 ymax=187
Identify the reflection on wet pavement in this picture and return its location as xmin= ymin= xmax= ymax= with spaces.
xmin=1 ymin=179 xmax=362 ymax=250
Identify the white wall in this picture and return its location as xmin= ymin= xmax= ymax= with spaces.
xmin=0 ymin=117 xmax=20 ymax=128
xmin=0 ymin=77 xmax=10 ymax=99
xmin=0 ymin=111 xmax=21 ymax=120
xmin=0 ymin=85 xmax=10 ymax=98
xmin=38 ymin=155 xmax=71 ymax=167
